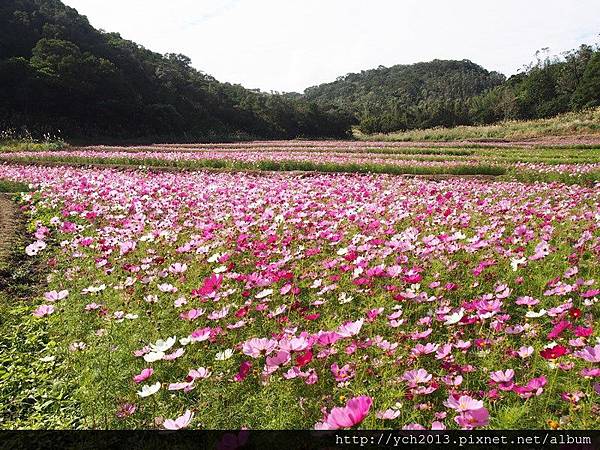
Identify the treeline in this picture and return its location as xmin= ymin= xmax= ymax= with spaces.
xmin=0 ymin=0 xmax=353 ymax=141
xmin=304 ymin=46 xmax=600 ymax=134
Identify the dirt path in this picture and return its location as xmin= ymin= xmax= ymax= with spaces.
xmin=0 ymin=194 xmax=19 ymax=266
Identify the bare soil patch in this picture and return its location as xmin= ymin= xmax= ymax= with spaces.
xmin=0 ymin=194 xmax=20 ymax=266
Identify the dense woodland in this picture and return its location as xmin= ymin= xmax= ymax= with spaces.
xmin=305 ymin=45 xmax=600 ymax=134
xmin=0 ymin=0 xmax=353 ymax=141
xmin=1 ymin=0 xmax=599 ymax=140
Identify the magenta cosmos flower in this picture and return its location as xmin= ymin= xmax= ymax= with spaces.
xmin=315 ymin=396 xmax=373 ymax=430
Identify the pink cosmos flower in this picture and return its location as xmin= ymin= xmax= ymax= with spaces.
xmin=581 ymin=368 xmax=600 ymax=378
xmin=116 ymin=402 xmax=137 ymax=419
xmin=517 ymin=346 xmax=534 ymax=358
xmin=547 ymin=320 xmax=571 ymax=339
xmin=444 ymin=394 xmax=484 ymax=412
xmin=265 ymin=350 xmax=290 ymax=368
xmin=242 ymin=338 xmax=278 ymax=358
xmin=315 ymin=396 xmax=373 ymax=430
xmin=489 ymin=369 xmax=515 ymax=390
xmin=193 ymin=274 xmax=223 ymax=297
xmin=455 ymin=407 xmax=489 ymax=429
xmin=331 ymin=363 xmax=356 ymax=382
xmin=168 ymin=381 xmax=195 ymax=392
xmin=515 ymin=296 xmax=539 ymax=306
xmin=187 ymin=367 xmax=212 ymax=380
xmin=337 ymin=319 xmax=364 ymax=337
xmin=573 ymin=344 xmax=600 ymax=363
xmin=32 ymin=304 xmax=54 ymax=317
xmin=44 ymin=290 xmax=69 ymax=302
xmin=513 ymin=376 xmax=547 ymax=398
xmin=133 ymin=368 xmax=154 ymax=384
xmin=163 ymin=348 xmax=185 ymax=361
xmin=25 ymin=240 xmax=46 ymax=256
xmin=411 ymin=343 xmax=439 ymax=356
xmin=234 ymin=361 xmax=252 ymax=382
xmin=163 ymin=410 xmax=193 ymax=430
xmin=376 ymin=409 xmax=400 ymax=420
xmin=402 ymin=368 xmax=432 ymax=386
xmin=190 ymin=327 xmax=211 ymax=342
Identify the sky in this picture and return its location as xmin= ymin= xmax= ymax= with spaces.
xmin=62 ymin=0 xmax=600 ymax=93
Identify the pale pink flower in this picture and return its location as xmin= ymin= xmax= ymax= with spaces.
xmin=574 ymin=345 xmax=600 ymax=363
xmin=402 ymin=369 xmax=432 ymax=386
xmin=32 ymin=304 xmax=54 ymax=317
xmin=444 ymin=394 xmax=484 ymax=412
xmin=163 ymin=410 xmax=193 ymax=430
xmin=242 ymin=338 xmax=278 ymax=358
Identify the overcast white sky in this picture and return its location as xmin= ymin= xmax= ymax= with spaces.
xmin=62 ymin=0 xmax=599 ymax=93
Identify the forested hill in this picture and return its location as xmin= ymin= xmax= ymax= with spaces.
xmin=303 ymin=60 xmax=506 ymax=133
xmin=303 ymin=46 xmax=600 ymax=134
xmin=0 ymin=0 xmax=353 ymax=141
xmin=3 ymin=1 xmax=599 ymax=141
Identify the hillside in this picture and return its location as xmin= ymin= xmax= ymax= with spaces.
xmin=304 ymin=60 xmax=506 ymax=133
xmin=305 ymin=45 xmax=600 ymax=135
xmin=356 ymin=106 xmax=600 ymax=142
xmin=0 ymin=0 xmax=352 ymax=141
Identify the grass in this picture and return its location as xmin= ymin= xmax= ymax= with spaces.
xmin=0 ymin=192 xmax=80 ymax=429
xmin=0 ymin=154 xmax=508 ymax=177
xmin=358 ymin=107 xmax=600 ymax=142
xmin=3 ymin=153 xmax=600 ymax=185
xmin=0 ymin=139 xmax=67 ymax=153
xmin=0 ymin=180 xmax=30 ymax=193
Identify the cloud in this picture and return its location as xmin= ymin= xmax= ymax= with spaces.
xmin=63 ymin=0 xmax=600 ymax=92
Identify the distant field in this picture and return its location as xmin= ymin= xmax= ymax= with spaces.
xmin=0 ymin=140 xmax=598 ymax=185
xmin=357 ymin=107 xmax=600 ymax=142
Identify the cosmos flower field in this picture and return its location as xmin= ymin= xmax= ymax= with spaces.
xmin=0 ymin=141 xmax=599 ymax=430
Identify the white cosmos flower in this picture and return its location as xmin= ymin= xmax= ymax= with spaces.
xmin=444 ymin=309 xmax=464 ymax=325
xmin=215 ymin=349 xmax=233 ymax=360
xmin=213 ymin=265 xmax=227 ymax=273
xmin=179 ymin=337 xmax=191 ymax=346
xmin=338 ymin=292 xmax=353 ymax=304
xmin=143 ymin=351 xmax=165 ymax=362
xmin=150 ymin=336 xmax=176 ymax=353
xmin=255 ymin=289 xmax=273 ymax=299
xmin=207 ymin=253 xmax=222 ymax=263
xmin=525 ymin=309 xmax=547 ymax=318
xmin=510 ymin=257 xmax=527 ymax=271
xmin=137 ymin=382 xmax=161 ymax=397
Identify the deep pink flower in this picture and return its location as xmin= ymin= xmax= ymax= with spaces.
xmin=315 ymin=396 xmax=373 ymax=430
xmin=233 ymin=361 xmax=252 ymax=382
xmin=540 ymin=345 xmax=567 ymax=360
xmin=133 ymin=368 xmax=153 ymax=384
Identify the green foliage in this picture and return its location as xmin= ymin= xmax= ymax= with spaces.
xmin=0 ymin=0 xmax=352 ymax=141
xmin=0 ymin=180 xmax=30 ymax=192
xmin=0 ymin=200 xmax=80 ymax=429
xmin=305 ymin=60 xmax=505 ymax=133
xmin=308 ymin=43 xmax=600 ymax=135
